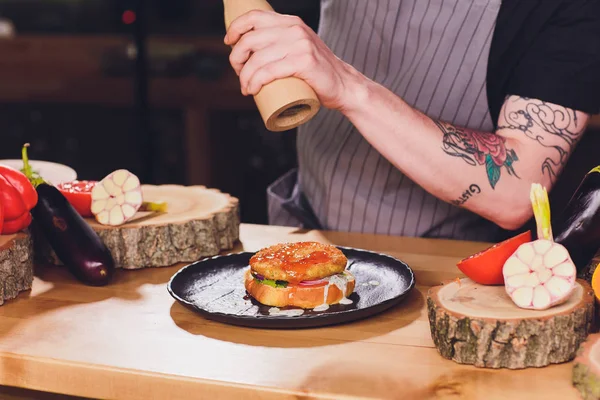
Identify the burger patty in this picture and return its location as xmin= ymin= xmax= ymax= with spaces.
xmin=249 ymin=241 xmax=348 ymax=283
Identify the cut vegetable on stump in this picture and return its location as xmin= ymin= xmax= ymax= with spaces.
xmin=427 ymin=277 xmax=595 ymax=369
xmin=59 ymin=177 xmax=166 ymax=220
xmin=56 ymin=180 xmax=97 ymax=217
xmin=91 ymin=170 xmax=144 ymax=226
xmin=502 ymin=183 xmax=576 ymax=310
xmin=573 ymin=334 xmax=600 ymax=400
xmin=456 ymin=230 xmax=531 ymax=285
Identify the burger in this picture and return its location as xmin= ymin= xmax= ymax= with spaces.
xmin=244 ymin=241 xmax=355 ymax=309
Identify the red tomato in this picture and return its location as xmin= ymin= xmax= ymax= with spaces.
xmin=457 ymin=231 xmax=532 ymax=285
xmin=56 ymin=180 xmax=97 ymax=218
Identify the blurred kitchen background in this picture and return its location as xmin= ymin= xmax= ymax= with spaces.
xmin=0 ymin=0 xmax=319 ymax=225
xmin=0 ymin=0 xmax=597 ymax=226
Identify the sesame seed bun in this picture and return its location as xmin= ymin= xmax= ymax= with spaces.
xmin=249 ymin=241 xmax=348 ymax=283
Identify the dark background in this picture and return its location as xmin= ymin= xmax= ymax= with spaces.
xmin=0 ymin=0 xmax=597 ymax=228
xmin=0 ymin=0 xmax=320 ymax=225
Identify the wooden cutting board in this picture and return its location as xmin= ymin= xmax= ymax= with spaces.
xmin=35 ymin=185 xmax=240 ymax=269
xmin=0 ymin=232 xmax=33 ymax=304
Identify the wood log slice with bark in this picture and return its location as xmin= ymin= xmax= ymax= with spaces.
xmin=427 ymin=278 xmax=595 ymax=369
xmin=34 ymin=185 xmax=240 ymax=269
xmin=0 ymin=232 xmax=33 ymax=305
xmin=573 ymin=334 xmax=600 ymax=400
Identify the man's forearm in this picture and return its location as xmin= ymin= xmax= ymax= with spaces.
xmin=222 ymin=9 xmax=588 ymax=231
xmin=338 ymin=75 xmax=538 ymax=230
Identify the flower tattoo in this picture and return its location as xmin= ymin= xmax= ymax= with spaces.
xmin=436 ymin=121 xmax=519 ymax=189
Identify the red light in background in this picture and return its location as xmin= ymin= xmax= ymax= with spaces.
xmin=122 ymin=10 xmax=136 ymax=25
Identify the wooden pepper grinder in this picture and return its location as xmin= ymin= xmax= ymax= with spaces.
xmin=223 ymin=0 xmax=321 ymax=132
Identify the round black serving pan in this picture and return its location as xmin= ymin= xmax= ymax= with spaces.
xmin=167 ymin=246 xmax=415 ymax=329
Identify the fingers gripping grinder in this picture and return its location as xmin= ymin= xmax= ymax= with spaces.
xmin=223 ymin=0 xmax=321 ymax=132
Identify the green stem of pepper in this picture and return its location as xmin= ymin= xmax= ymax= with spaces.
xmin=21 ymin=143 xmax=46 ymax=188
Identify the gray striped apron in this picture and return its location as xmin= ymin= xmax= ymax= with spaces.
xmin=267 ymin=0 xmax=503 ymax=242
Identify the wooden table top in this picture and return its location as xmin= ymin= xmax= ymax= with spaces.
xmin=0 ymin=224 xmax=584 ymax=400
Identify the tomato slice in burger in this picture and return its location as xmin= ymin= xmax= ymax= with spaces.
xmin=457 ymin=230 xmax=532 ymax=285
xmin=56 ymin=180 xmax=97 ymax=218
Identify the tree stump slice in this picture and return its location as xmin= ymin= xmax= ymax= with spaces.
xmin=427 ymin=278 xmax=595 ymax=369
xmin=0 ymin=233 xmax=34 ymax=305
xmin=573 ymin=334 xmax=600 ymax=400
xmin=35 ymin=185 xmax=240 ymax=269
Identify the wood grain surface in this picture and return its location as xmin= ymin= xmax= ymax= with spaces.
xmin=0 ymin=224 xmax=587 ymax=399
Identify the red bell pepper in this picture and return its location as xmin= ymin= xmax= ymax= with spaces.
xmin=0 ymin=165 xmax=37 ymax=234
xmin=456 ymin=230 xmax=532 ymax=285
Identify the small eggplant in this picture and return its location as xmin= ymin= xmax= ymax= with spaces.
xmin=553 ymin=166 xmax=600 ymax=279
xmin=21 ymin=144 xmax=115 ymax=286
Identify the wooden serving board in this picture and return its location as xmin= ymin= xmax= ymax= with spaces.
xmin=0 ymin=232 xmax=34 ymax=305
xmin=427 ymin=278 xmax=595 ymax=369
xmin=35 ymin=185 xmax=240 ymax=269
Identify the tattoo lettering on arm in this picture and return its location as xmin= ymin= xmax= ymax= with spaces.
xmin=498 ymin=96 xmax=586 ymax=181
xmin=436 ymin=121 xmax=520 ymax=189
xmin=452 ymin=184 xmax=481 ymax=207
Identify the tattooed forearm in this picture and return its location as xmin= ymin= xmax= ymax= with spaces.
xmin=452 ymin=184 xmax=481 ymax=206
xmin=436 ymin=121 xmax=520 ymax=189
xmin=498 ymin=96 xmax=586 ymax=181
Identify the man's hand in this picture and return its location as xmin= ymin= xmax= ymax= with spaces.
xmin=224 ymin=10 xmax=363 ymax=111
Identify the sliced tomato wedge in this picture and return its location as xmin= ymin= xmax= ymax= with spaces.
xmin=56 ymin=180 xmax=97 ymax=218
xmin=457 ymin=230 xmax=532 ymax=285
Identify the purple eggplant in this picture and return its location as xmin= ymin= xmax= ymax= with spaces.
xmin=21 ymin=144 xmax=115 ymax=286
xmin=553 ymin=166 xmax=600 ymax=280
xmin=31 ymin=183 xmax=115 ymax=285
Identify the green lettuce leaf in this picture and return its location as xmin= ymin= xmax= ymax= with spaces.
xmin=253 ymin=275 xmax=288 ymax=288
